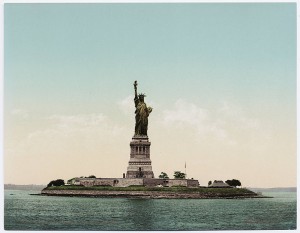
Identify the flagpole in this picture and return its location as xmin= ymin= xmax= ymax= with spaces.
xmin=185 ymin=161 xmax=186 ymax=179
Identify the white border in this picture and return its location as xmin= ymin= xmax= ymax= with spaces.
xmin=0 ymin=1 xmax=298 ymax=233
xmin=0 ymin=0 xmax=298 ymax=3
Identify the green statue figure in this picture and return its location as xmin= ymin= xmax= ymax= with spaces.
xmin=134 ymin=81 xmax=152 ymax=136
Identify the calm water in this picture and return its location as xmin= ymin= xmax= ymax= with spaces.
xmin=4 ymin=190 xmax=296 ymax=231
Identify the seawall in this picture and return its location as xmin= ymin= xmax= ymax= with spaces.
xmin=41 ymin=189 xmax=265 ymax=199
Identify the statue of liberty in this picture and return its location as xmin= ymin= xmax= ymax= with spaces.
xmin=133 ymin=81 xmax=152 ymax=136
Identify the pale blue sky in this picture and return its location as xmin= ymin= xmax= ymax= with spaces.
xmin=5 ymin=4 xmax=296 ymax=112
xmin=4 ymin=3 xmax=297 ymax=186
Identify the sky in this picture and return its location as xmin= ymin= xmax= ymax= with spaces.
xmin=4 ymin=3 xmax=297 ymax=188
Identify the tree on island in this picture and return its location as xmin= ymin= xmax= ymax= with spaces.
xmin=88 ymin=175 xmax=96 ymax=178
xmin=47 ymin=179 xmax=65 ymax=187
xmin=173 ymin=171 xmax=186 ymax=179
xmin=208 ymin=181 xmax=212 ymax=186
xmin=158 ymin=172 xmax=169 ymax=179
xmin=225 ymin=179 xmax=242 ymax=187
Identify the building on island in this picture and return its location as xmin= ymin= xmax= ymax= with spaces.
xmin=72 ymin=177 xmax=199 ymax=188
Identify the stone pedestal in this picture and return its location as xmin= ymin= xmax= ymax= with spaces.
xmin=126 ymin=135 xmax=154 ymax=178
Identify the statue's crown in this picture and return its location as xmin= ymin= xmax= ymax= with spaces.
xmin=138 ymin=93 xmax=146 ymax=98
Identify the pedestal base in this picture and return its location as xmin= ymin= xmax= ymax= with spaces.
xmin=126 ymin=135 xmax=154 ymax=178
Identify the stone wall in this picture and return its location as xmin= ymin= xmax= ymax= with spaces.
xmin=76 ymin=178 xmax=199 ymax=188
xmin=41 ymin=189 xmax=259 ymax=199
xmin=187 ymin=179 xmax=200 ymax=187
xmin=115 ymin=178 xmax=143 ymax=187
xmin=78 ymin=178 xmax=144 ymax=187
xmin=79 ymin=178 xmax=96 ymax=187
xmin=168 ymin=179 xmax=187 ymax=187
xmin=94 ymin=179 xmax=115 ymax=186
xmin=142 ymin=178 xmax=199 ymax=187
xmin=143 ymin=178 xmax=165 ymax=187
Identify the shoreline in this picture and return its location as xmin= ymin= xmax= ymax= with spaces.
xmin=41 ymin=189 xmax=272 ymax=199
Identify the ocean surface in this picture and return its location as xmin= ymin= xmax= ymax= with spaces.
xmin=4 ymin=190 xmax=296 ymax=231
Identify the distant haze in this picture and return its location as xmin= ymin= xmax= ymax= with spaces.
xmin=4 ymin=184 xmax=46 ymax=191
xmin=4 ymin=3 xmax=296 ymax=188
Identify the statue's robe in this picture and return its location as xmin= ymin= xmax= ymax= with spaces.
xmin=134 ymin=97 xmax=150 ymax=136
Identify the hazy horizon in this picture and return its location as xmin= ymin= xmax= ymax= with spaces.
xmin=4 ymin=3 xmax=296 ymax=188
xmin=4 ymin=183 xmax=297 ymax=190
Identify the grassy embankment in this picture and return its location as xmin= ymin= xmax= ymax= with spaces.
xmin=45 ymin=185 xmax=256 ymax=195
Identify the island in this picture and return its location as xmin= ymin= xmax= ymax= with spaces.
xmin=41 ymin=185 xmax=266 ymax=199
xmin=41 ymin=81 xmax=269 ymax=199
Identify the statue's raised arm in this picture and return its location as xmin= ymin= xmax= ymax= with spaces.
xmin=134 ymin=80 xmax=138 ymax=99
xmin=133 ymin=81 xmax=152 ymax=137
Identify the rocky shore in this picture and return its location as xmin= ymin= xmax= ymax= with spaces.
xmin=41 ymin=189 xmax=269 ymax=199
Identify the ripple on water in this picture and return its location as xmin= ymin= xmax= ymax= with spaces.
xmin=4 ymin=190 xmax=296 ymax=230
